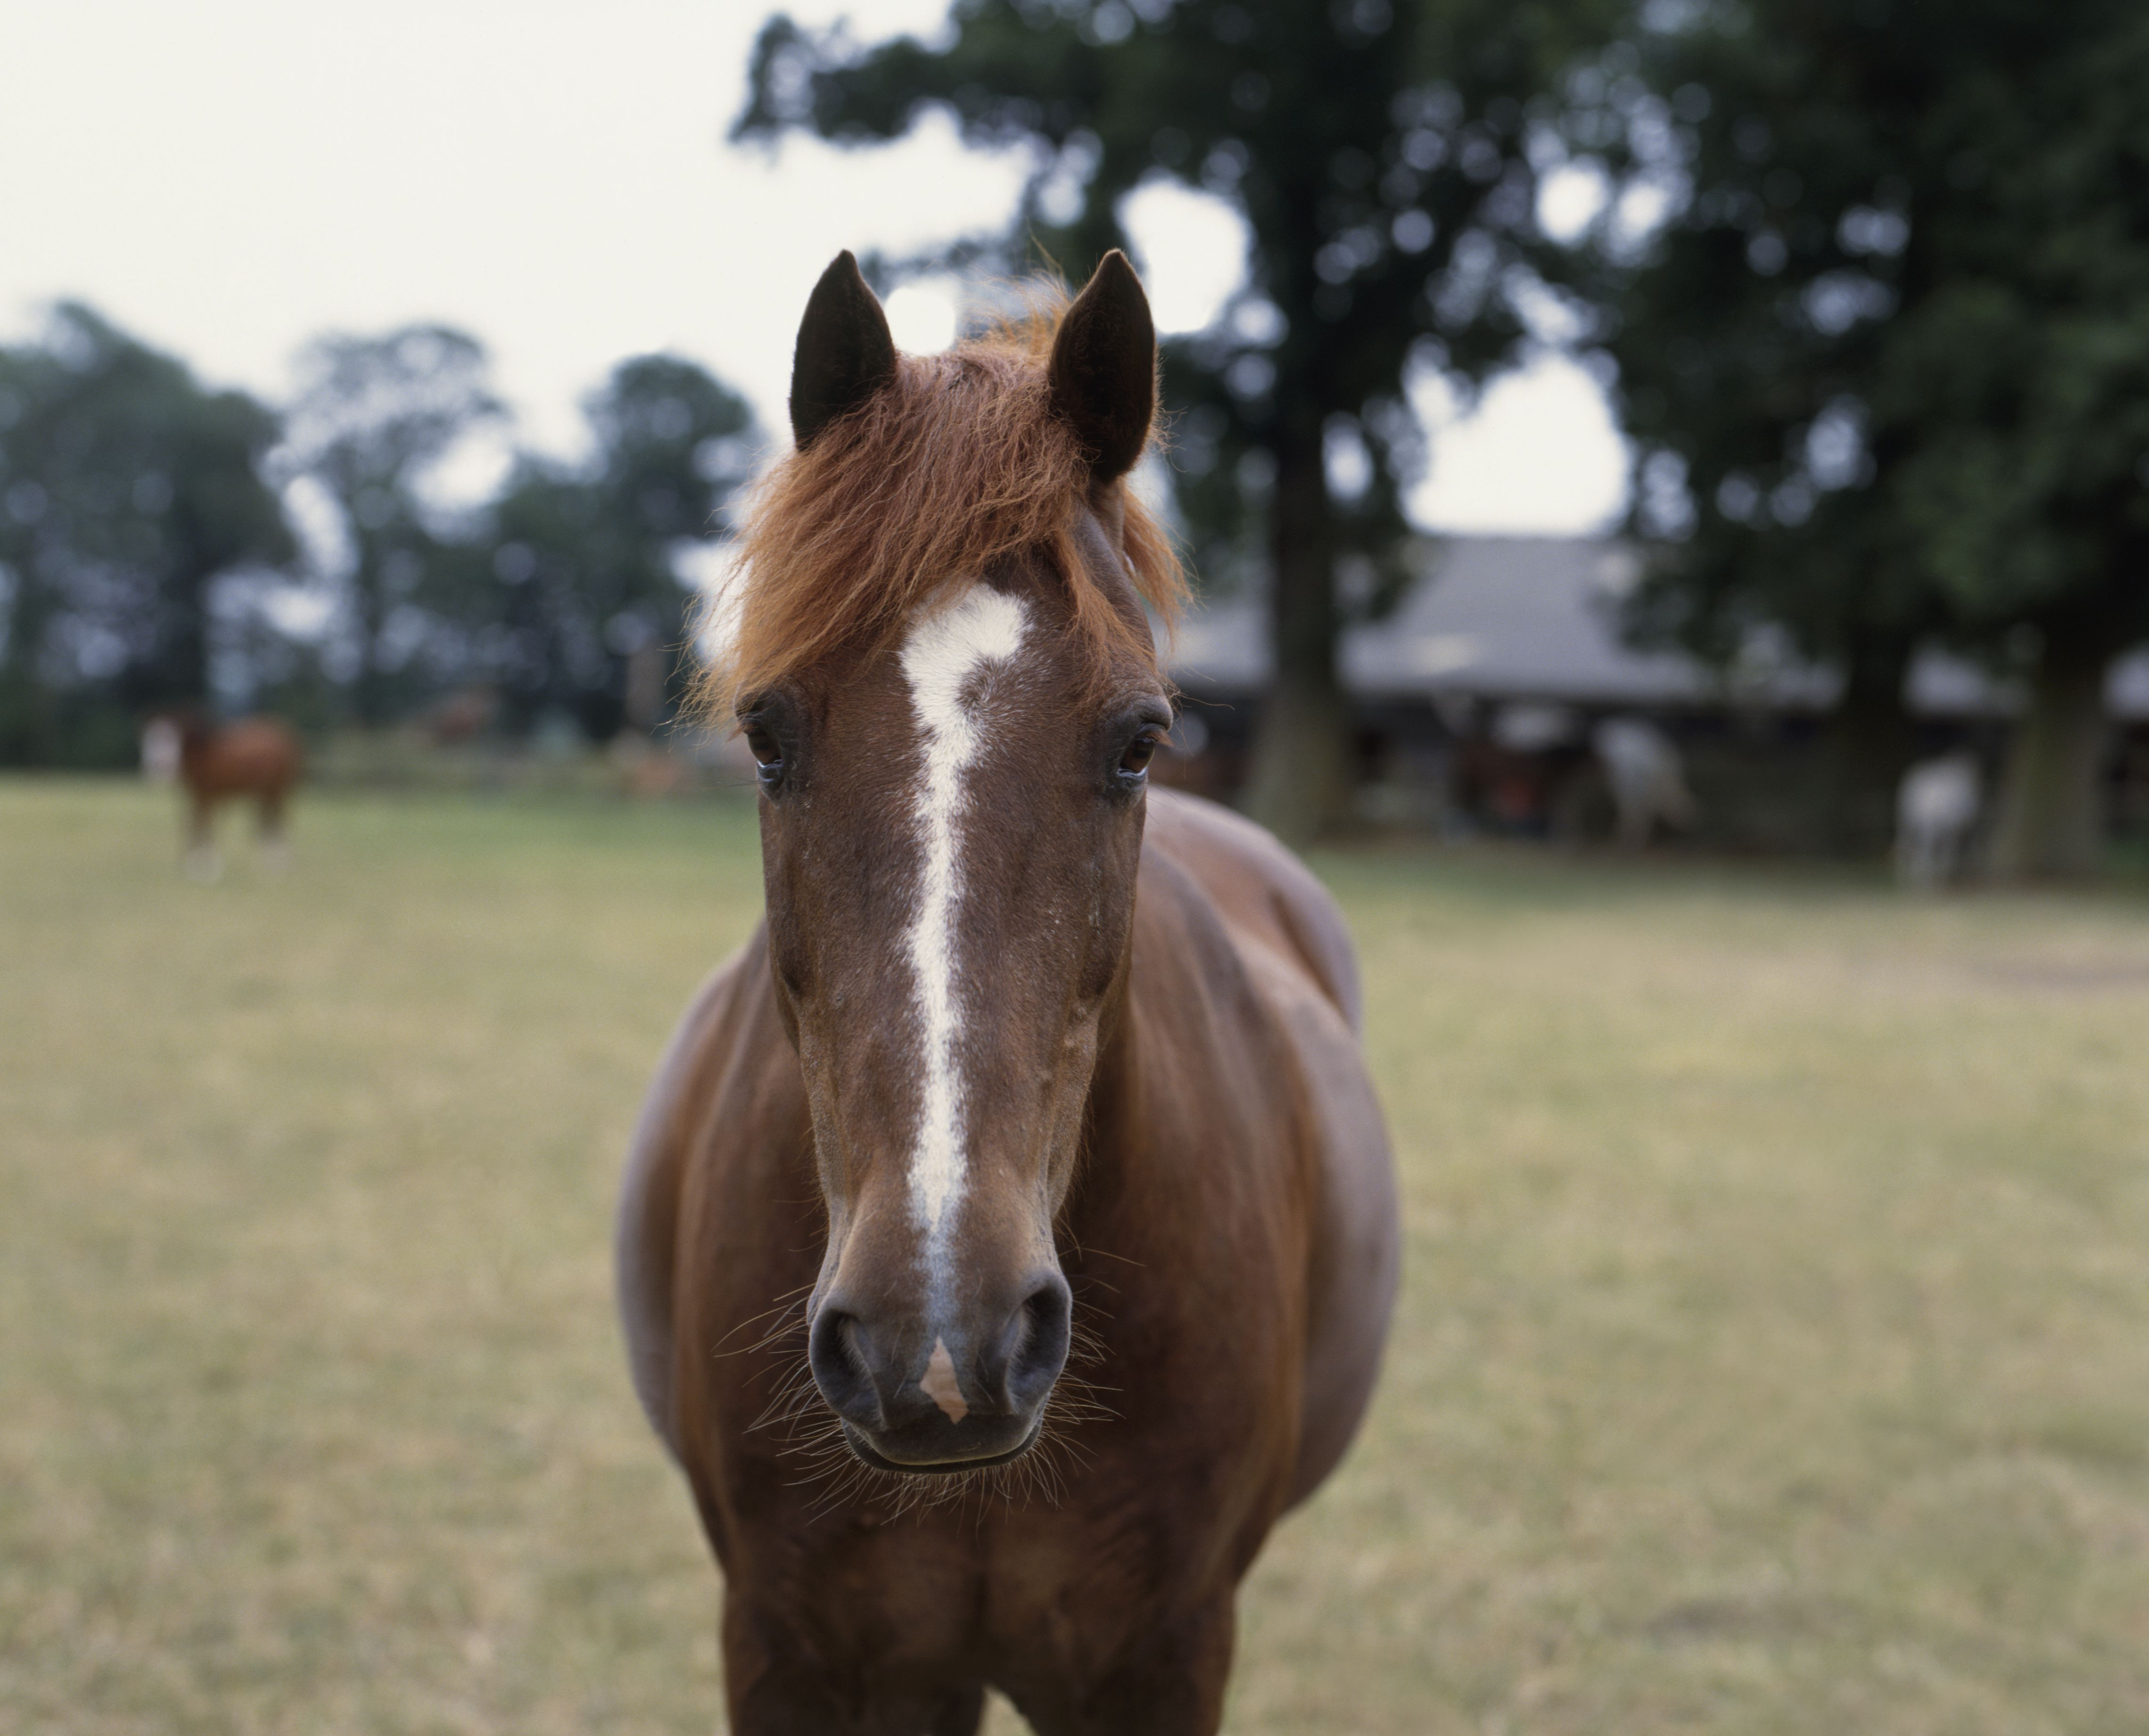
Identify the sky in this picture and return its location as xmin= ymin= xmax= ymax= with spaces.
xmin=1 ymin=0 xmax=1629 ymax=536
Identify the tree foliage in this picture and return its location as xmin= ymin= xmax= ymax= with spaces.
xmin=275 ymin=326 xmax=505 ymax=728
xmin=0 ymin=305 xmax=291 ymax=765
xmin=453 ymin=356 xmax=758 ymax=739
xmin=1599 ymin=0 xmax=2149 ymax=869
xmin=0 ymin=308 xmax=760 ymax=760
xmin=738 ymin=0 xmax=1614 ymax=837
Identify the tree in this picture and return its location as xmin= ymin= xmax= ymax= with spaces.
xmin=1599 ymin=0 xmax=2149 ymax=872
xmin=0 ymin=304 xmax=291 ymax=765
xmin=276 ymin=326 xmax=503 ymax=727
xmin=455 ymin=355 xmax=758 ymax=738
xmin=738 ymin=0 xmax=1613 ymax=839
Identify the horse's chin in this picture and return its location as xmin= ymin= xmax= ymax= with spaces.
xmin=839 ymin=1416 xmax=1045 ymax=1477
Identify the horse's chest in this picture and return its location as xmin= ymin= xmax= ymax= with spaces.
xmin=769 ymin=1493 xmax=1235 ymax=1664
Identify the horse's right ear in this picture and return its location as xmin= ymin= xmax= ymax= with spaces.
xmin=790 ymin=251 xmax=898 ymax=448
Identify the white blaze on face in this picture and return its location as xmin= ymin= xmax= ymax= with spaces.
xmin=897 ymin=583 xmax=1030 ymax=1280
xmin=920 ymin=1336 xmax=970 ymax=1423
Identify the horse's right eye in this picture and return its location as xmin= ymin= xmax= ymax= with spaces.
xmin=743 ymin=722 xmax=784 ymax=788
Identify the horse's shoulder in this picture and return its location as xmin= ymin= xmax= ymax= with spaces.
xmin=1139 ymin=788 xmax=1364 ymax=1032
xmin=1134 ymin=790 xmax=1397 ymax=1510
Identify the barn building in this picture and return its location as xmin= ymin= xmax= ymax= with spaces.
xmin=1161 ymin=536 xmax=2149 ymax=850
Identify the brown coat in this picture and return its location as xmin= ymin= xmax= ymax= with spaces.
xmin=615 ymin=250 xmax=1399 ymax=1736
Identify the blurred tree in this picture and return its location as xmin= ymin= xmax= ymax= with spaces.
xmin=0 ymin=304 xmax=291 ymax=765
xmin=737 ymin=0 xmax=1614 ymax=839
xmin=453 ymin=355 xmax=758 ymax=739
xmin=1599 ymin=0 xmax=2149 ymax=872
xmin=276 ymin=326 xmax=502 ymax=728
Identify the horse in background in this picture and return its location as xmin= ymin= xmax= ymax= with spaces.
xmin=140 ymin=713 xmax=304 ymax=880
xmin=1592 ymin=716 xmax=1696 ymax=847
xmin=616 ymin=252 xmax=1399 ymax=1734
xmin=1895 ymin=750 xmax=1982 ymax=887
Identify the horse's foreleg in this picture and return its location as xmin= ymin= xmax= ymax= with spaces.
xmin=1010 ymin=1601 xmax=1235 ymax=1736
xmin=183 ymin=796 xmax=221 ymax=882
xmin=257 ymin=790 xmax=292 ymax=873
xmin=721 ymin=1599 xmax=984 ymax=1736
xmin=1905 ymin=829 xmax=1943 ymax=889
xmin=729 ymin=1678 xmax=982 ymax=1736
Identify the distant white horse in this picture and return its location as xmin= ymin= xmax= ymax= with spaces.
xmin=1895 ymin=751 xmax=1981 ymax=887
xmin=1592 ymin=716 xmax=1696 ymax=847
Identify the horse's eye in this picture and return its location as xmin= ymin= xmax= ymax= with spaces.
xmin=743 ymin=722 xmax=784 ymax=786
xmin=1118 ymin=728 xmax=1161 ymax=779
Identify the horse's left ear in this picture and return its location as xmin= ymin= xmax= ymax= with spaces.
xmin=1048 ymin=250 xmax=1155 ymax=483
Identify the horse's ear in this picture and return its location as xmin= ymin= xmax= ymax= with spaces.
xmin=1048 ymin=249 xmax=1155 ymax=482
xmin=790 ymin=251 xmax=898 ymax=448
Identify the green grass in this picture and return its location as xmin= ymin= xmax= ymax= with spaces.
xmin=5 ymin=779 xmax=2149 ymax=1734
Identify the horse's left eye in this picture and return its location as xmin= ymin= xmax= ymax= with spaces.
xmin=1118 ymin=729 xmax=1162 ymax=780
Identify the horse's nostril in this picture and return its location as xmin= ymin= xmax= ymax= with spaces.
xmin=991 ymin=1275 xmax=1073 ymax=1412
xmin=807 ymin=1307 xmax=885 ymax=1429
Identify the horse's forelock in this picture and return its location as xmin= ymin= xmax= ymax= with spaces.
xmin=695 ymin=309 xmax=1183 ymax=721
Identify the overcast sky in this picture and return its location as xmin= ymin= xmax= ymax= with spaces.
xmin=1 ymin=0 xmax=1628 ymax=535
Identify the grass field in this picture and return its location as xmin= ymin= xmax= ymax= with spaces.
xmin=5 ymin=778 xmax=2149 ymax=1735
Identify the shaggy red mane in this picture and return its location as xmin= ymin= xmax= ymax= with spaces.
xmin=697 ymin=296 xmax=1184 ymax=716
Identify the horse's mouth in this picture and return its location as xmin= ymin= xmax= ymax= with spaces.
xmin=839 ymin=1416 xmax=1045 ymax=1477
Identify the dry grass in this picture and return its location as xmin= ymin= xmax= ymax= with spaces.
xmin=4 ymin=779 xmax=2148 ymax=1734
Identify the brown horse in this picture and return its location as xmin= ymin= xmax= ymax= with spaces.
xmin=617 ymin=252 xmax=1399 ymax=1735
xmin=141 ymin=712 xmax=303 ymax=879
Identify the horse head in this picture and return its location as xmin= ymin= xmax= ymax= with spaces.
xmin=140 ymin=708 xmax=216 ymax=782
xmin=722 ymin=252 xmax=1178 ymax=1474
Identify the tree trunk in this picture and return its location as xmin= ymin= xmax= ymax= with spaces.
xmin=352 ymin=552 xmax=391 ymax=729
xmin=1243 ymin=414 xmax=1352 ymax=844
xmin=0 ymin=571 xmax=60 ymax=761
xmin=1820 ymin=631 xmax=1916 ymax=857
xmin=165 ymin=560 xmax=212 ymax=709
xmin=1988 ymin=615 xmax=2111 ymax=879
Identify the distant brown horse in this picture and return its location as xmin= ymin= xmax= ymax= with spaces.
xmin=141 ymin=712 xmax=303 ymax=879
xmin=616 ymin=253 xmax=1399 ymax=1735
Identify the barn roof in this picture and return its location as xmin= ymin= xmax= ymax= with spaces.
xmin=1167 ymin=536 xmax=2149 ymax=720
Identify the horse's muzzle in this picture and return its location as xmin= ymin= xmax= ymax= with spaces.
xmin=807 ymin=1273 xmax=1071 ymax=1473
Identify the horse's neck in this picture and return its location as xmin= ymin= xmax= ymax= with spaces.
xmin=1065 ymin=956 xmax=1153 ymax=1229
